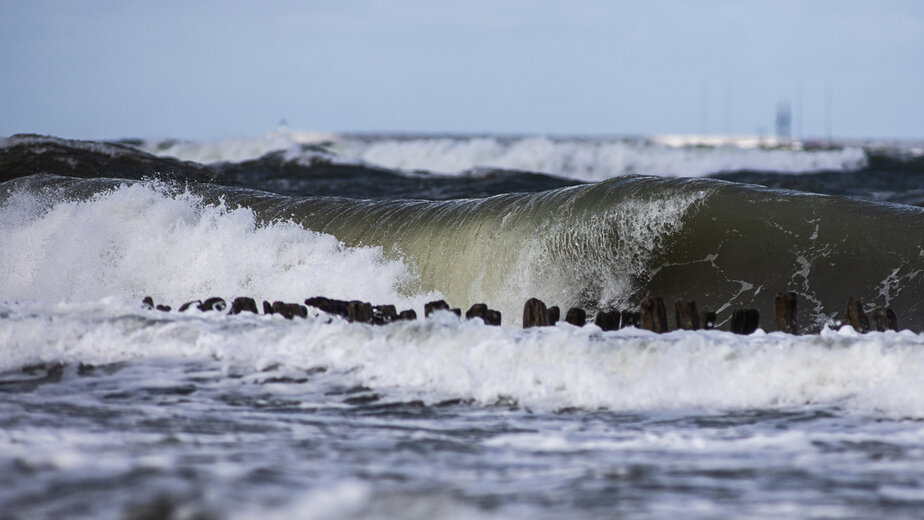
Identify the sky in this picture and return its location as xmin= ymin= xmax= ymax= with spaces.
xmin=1 ymin=0 xmax=922 ymax=141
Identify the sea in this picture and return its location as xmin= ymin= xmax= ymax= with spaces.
xmin=2 ymin=129 xmax=924 ymax=519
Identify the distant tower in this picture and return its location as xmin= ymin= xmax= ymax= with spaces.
xmin=775 ymin=101 xmax=792 ymax=145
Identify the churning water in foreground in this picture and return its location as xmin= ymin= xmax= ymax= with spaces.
xmin=2 ymin=133 xmax=924 ymax=519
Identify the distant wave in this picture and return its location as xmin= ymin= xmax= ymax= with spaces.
xmin=131 ymin=131 xmax=871 ymax=180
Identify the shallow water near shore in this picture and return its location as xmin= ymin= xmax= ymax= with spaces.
xmin=2 ymin=133 xmax=924 ymax=518
xmin=4 ymin=302 xmax=924 ymax=520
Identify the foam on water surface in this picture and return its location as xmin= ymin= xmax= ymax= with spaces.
xmin=3 ymin=298 xmax=924 ymax=418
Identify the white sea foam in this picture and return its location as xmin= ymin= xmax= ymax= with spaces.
xmin=0 ymin=183 xmax=437 ymax=310
xmin=3 ymin=299 xmax=924 ymax=418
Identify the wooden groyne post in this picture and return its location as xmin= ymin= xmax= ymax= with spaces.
xmin=774 ymin=292 xmax=798 ymax=334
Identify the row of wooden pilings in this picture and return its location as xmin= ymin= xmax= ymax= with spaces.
xmin=142 ymin=292 xmax=900 ymax=333
xmin=523 ymin=293 xmax=900 ymax=334
xmin=141 ymin=295 xmax=501 ymax=326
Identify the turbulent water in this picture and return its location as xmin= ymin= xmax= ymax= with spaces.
xmin=2 ymin=132 xmax=924 ymax=519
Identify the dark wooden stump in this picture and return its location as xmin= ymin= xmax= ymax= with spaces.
xmin=872 ymin=307 xmax=898 ymax=332
xmin=730 ymin=308 xmax=760 ymax=334
xmin=845 ymin=297 xmax=870 ymax=333
xmin=620 ymin=310 xmax=640 ymax=329
xmin=155 ymin=305 xmax=171 ymax=312
xmin=565 ymin=307 xmax=586 ymax=327
xmin=262 ymin=300 xmax=273 ymax=315
xmin=272 ymin=301 xmax=295 ymax=319
xmin=466 ymin=304 xmax=500 ymax=325
xmin=142 ymin=296 xmax=154 ymax=309
xmin=774 ymin=292 xmax=798 ymax=334
xmin=373 ymin=304 xmax=398 ymax=325
xmin=523 ymin=298 xmax=550 ymax=328
xmin=640 ymin=297 xmax=668 ymax=333
xmin=466 ymin=303 xmax=488 ymax=321
xmin=305 ymin=296 xmax=350 ymax=318
xmin=594 ymin=310 xmax=621 ymax=331
xmin=230 ymin=296 xmax=258 ymax=315
xmin=179 ymin=300 xmax=202 ymax=312
xmin=547 ymin=306 xmax=560 ymax=325
xmin=200 ymin=297 xmax=226 ymax=312
xmin=348 ymin=301 xmax=373 ymax=323
xmin=699 ymin=311 xmax=717 ymax=330
xmin=674 ymin=299 xmax=700 ymax=330
xmin=398 ymin=309 xmax=417 ymax=321
xmin=424 ymin=300 xmax=450 ymax=317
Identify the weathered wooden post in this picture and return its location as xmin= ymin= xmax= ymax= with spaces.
xmin=872 ymin=307 xmax=898 ymax=332
xmin=774 ymin=292 xmax=798 ymax=333
xmin=230 ymin=296 xmax=258 ymax=314
xmin=565 ymin=307 xmax=586 ymax=326
xmin=674 ymin=299 xmax=700 ymax=330
xmin=730 ymin=308 xmax=760 ymax=334
xmin=348 ymin=301 xmax=373 ymax=323
xmin=272 ymin=301 xmax=296 ymax=319
xmin=262 ymin=300 xmax=274 ymax=314
xmin=466 ymin=303 xmax=489 ymax=321
xmin=200 ymin=297 xmax=227 ymax=312
xmin=464 ymin=304 xmax=501 ymax=326
xmin=640 ymin=297 xmax=668 ymax=333
xmin=398 ymin=309 xmax=417 ymax=321
xmin=523 ymin=298 xmax=550 ymax=328
xmin=699 ymin=311 xmax=716 ymax=330
xmin=142 ymin=296 xmax=170 ymax=312
xmin=547 ymin=306 xmax=560 ymax=325
xmin=845 ymin=297 xmax=870 ymax=332
xmin=484 ymin=309 xmax=502 ymax=326
xmin=594 ymin=310 xmax=620 ymax=331
xmin=179 ymin=300 xmax=202 ymax=312
xmin=424 ymin=300 xmax=450 ymax=317
xmin=291 ymin=303 xmax=308 ymax=319
xmin=620 ymin=310 xmax=640 ymax=329
xmin=305 ymin=297 xmax=350 ymax=318
xmin=373 ymin=304 xmax=398 ymax=324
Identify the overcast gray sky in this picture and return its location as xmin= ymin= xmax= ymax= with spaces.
xmin=1 ymin=0 xmax=922 ymax=140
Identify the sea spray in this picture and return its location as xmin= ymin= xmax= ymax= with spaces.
xmin=0 ymin=181 xmax=439 ymax=310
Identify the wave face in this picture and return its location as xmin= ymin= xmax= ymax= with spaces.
xmin=229 ymin=178 xmax=924 ymax=331
xmin=4 ymin=171 xmax=923 ymax=331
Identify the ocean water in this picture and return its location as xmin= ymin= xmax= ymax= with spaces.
xmin=2 ymin=132 xmax=924 ymax=519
